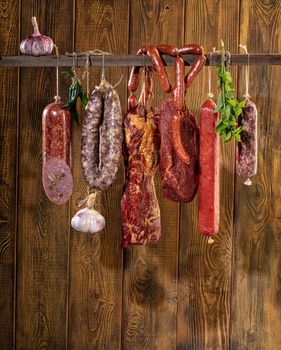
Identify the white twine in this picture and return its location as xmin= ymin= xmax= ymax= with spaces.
xmin=239 ymin=44 xmax=250 ymax=99
xmin=53 ymin=44 xmax=60 ymax=102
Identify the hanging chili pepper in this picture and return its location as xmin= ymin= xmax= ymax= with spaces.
xmin=61 ymin=71 xmax=88 ymax=125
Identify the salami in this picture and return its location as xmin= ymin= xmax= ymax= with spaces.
xmin=81 ymin=80 xmax=123 ymax=190
xmin=236 ymin=98 xmax=258 ymax=185
xmin=199 ymin=98 xmax=220 ymax=239
xmin=42 ymin=99 xmax=73 ymax=205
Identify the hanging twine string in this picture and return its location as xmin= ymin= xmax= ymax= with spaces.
xmin=77 ymin=187 xmax=101 ymax=209
xmin=82 ymin=54 xmax=90 ymax=96
xmin=53 ymin=44 xmax=60 ymax=102
xmin=239 ymin=44 xmax=250 ymax=99
xmin=207 ymin=47 xmax=217 ymax=98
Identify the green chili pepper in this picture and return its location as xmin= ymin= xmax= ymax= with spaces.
xmin=62 ymin=76 xmax=88 ymax=126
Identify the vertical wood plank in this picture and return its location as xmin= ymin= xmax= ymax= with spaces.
xmin=122 ymin=1 xmax=184 ymax=349
xmin=16 ymin=1 xmax=74 ymax=348
xmin=0 ymin=1 xmax=19 ymax=349
xmin=231 ymin=1 xmax=281 ymax=349
xmin=177 ymin=1 xmax=240 ymax=349
xmin=67 ymin=1 xmax=129 ymax=349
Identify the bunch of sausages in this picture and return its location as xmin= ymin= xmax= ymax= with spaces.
xmin=41 ymin=44 xmax=257 ymax=247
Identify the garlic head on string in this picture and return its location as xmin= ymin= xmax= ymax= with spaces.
xmin=71 ymin=193 xmax=105 ymax=233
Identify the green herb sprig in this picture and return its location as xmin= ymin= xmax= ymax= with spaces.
xmin=61 ymin=71 xmax=88 ymax=125
xmin=214 ymin=41 xmax=245 ymax=143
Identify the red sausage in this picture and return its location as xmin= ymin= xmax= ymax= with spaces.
xmin=156 ymin=44 xmax=178 ymax=57
xmin=173 ymin=56 xmax=185 ymax=111
xmin=178 ymin=44 xmax=204 ymax=55
xmin=42 ymin=99 xmax=73 ymax=205
xmin=146 ymin=46 xmax=171 ymax=93
xmin=185 ymin=55 xmax=206 ymax=88
xmin=128 ymin=94 xmax=138 ymax=109
xmin=171 ymin=112 xmax=190 ymax=164
xmin=199 ymin=98 xmax=220 ymax=238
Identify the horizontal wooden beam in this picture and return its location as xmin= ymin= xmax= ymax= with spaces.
xmin=0 ymin=54 xmax=281 ymax=67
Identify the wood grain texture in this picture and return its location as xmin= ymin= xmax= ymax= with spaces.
xmin=0 ymin=1 xmax=19 ymax=349
xmin=121 ymin=1 xmax=184 ymax=349
xmin=231 ymin=1 xmax=281 ymax=349
xmin=16 ymin=1 xmax=74 ymax=349
xmin=177 ymin=1 xmax=240 ymax=349
xmin=67 ymin=1 xmax=129 ymax=349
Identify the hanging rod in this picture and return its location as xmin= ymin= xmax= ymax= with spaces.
xmin=0 ymin=54 xmax=281 ymax=67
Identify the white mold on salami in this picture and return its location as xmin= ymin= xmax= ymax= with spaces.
xmin=42 ymin=158 xmax=73 ymax=205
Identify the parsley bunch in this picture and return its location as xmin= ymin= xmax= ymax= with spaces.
xmin=214 ymin=42 xmax=245 ymax=142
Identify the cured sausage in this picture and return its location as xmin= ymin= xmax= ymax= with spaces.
xmin=42 ymin=98 xmax=73 ymax=205
xmin=159 ymin=99 xmax=199 ymax=202
xmin=236 ymin=98 xmax=258 ymax=185
xmin=146 ymin=46 xmax=171 ymax=93
xmin=121 ymin=68 xmax=161 ymax=248
xmin=81 ymin=80 xmax=123 ymax=190
xmin=171 ymin=56 xmax=190 ymax=164
xmin=199 ymin=98 xmax=220 ymax=238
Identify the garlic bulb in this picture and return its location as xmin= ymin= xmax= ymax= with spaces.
xmin=71 ymin=207 xmax=105 ymax=233
xmin=20 ymin=17 xmax=54 ymax=56
xmin=71 ymin=193 xmax=105 ymax=233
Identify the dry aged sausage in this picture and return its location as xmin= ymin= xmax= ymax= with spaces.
xmin=81 ymin=80 xmax=123 ymax=190
xmin=146 ymin=46 xmax=171 ymax=93
xmin=121 ymin=67 xmax=161 ymax=248
xmin=199 ymin=98 xmax=220 ymax=239
xmin=159 ymin=99 xmax=200 ymax=202
xmin=42 ymin=98 xmax=73 ymax=205
xmin=236 ymin=98 xmax=258 ymax=185
xmin=145 ymin=45 xmax=205 ymax=202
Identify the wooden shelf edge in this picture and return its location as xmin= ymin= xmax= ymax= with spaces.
xmin=0 ymin=54 xmax=281 ymax=67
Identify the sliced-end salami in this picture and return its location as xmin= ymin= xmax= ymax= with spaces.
xmin=42 ymin=158 xmax=73 ymax=205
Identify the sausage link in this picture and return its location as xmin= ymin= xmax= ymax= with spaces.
xmin=156 ymin=44 xmax=178 ymax=57
xmin=173 ymin=56 xmax=185 ymax=111
xmin=171 ymin=112 xmax=190 ymax=164
xmin=178 ymin=44 xmax=204 ymax=55
xmin=146 ymin=46 xmax=171 ymax=93
xmin=128 ymin=47 xmax=147 ymax=92
xmin=185 ymin=55 xmax=206 ymax=88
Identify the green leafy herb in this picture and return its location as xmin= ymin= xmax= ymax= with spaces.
xmin=215 ymin=41 xmax=246 ymax=143
xmin=62 ymin=72 xmax=88 ymax=126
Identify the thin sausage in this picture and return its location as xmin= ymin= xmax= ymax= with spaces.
xmin=178 ymin=44 xmax=204 ymax=55
xmin=173 ymin=56 xmax=185 ymax=111
xmin=185 ymin=55 xmax=206 ymax=88
xmin=171 ymin=112 xmax=190 ymax=164
xmin=146 ymin=46 xmax=171 ymax=93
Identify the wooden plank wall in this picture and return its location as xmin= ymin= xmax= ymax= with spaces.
xmin=0 ymin=0 xmax=280 ymax=349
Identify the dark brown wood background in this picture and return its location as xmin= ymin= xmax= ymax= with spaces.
xmin=1 ymin=0 xmax=281 ymax=349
